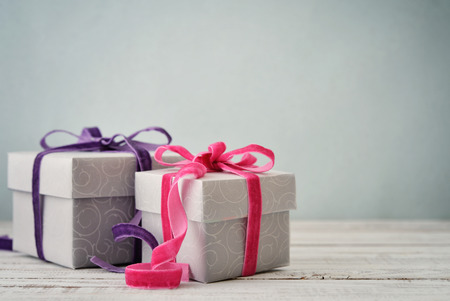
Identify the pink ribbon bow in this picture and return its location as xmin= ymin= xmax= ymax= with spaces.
xmin=125 ymin=142 xmax=275 ymax=289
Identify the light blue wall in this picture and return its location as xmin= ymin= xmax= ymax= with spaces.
xmin=1 ymin=0 xmax=449 ymax=220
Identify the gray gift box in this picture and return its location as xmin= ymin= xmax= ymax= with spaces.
xmin=135 ymin=168 xmax=296 ymax=283
xmin=7 ymin=151 xmax=179 ymax=269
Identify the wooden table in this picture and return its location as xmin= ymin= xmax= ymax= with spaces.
xmin=1 ymin=220 xmax=449 ymax=300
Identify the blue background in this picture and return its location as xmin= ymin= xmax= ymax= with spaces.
xmin=1 ymin=0 xmax=449 ymax=220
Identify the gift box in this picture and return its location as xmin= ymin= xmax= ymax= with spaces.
xmin=7 ymin=151 xmax=180 ymax=269
xmin=135 ymin=168 xmax=296 ymax=283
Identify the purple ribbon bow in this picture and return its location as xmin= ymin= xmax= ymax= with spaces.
xmin=32 ymin=126 xmax=171 ymax=261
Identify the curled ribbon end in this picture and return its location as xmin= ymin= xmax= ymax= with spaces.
xmin=125 ymin=263 xmax=183 ymax=289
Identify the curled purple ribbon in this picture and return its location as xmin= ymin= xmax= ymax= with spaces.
xmin=90 ymin=211 xmax=159 ymax=273
xmin=32 ymin=127 xmax=171 ymax=261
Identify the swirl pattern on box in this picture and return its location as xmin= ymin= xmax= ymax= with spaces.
xmin=72 ymin=196 xmax=135 ymax=268
xmin=142 ymin=211 xmax=290 ymax=283
xmin=179 ymin=211 xmax=290 ymax=283
xmin=72 ymin=157 xmax=137 ymax=198
xmin=201 ymin=172 xmax=296 ymax=222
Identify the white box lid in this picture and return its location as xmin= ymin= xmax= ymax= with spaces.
xmin=135 ymin=168 xmax=296 ymax=223
xmin=8 ymin=151 xmax=181 ymax=199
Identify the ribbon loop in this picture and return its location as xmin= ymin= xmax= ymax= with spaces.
xmin=40 ymin=129 xmax=82 ymax=150
xmin=79 ymin=127 xmax=103 ymax=143
xmin=155 ymin=142 xmax=275 ymax=173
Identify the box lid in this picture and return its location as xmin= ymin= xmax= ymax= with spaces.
xmin=8 ymin=151 xmax=181 ymax=199
xmin=135 ymin=168 xmax=296 ymax=223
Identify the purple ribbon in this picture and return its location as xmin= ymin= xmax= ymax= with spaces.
xmin=0 ymin=236 xmax=12 ymax=251
xmin=32 ymin=127 xmax=171 ymax=261
xmin=90 ymin=211 xmax=160 ymax=273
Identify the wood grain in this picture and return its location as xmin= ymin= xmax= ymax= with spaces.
xmin=1 ymin=220 xmax=449 ymax=300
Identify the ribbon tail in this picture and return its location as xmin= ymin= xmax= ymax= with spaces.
xmin=0 ymin=235 xmax=13 ymax=251
xmin=161 ymin=173 xmax=176 ymax=242
xmin=119 ymin=138 xmax=153 ymax=171
xmin=125 ymin=262 xmax=184 ymax=289
xmin=125 ymin=163 xmax=206 ymax=289
xmin=90 ymin=256 xmax=125 ymax=273
xmin=90 ymin=214 xmax=159 ymax=274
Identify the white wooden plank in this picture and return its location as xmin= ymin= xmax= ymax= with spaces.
xmin=1 ymin=280 xmax=450 ymax=301
xmin=290 ymin=221 xmax=450 ymax=245
xmin=2 ymin=244 xmax=450 ymax=282
xmin=289 ymin=245 xmax=450 ymax=263
xmin=2 ymin=220 xmax=450 ymax=300
xmin=291 ymin=220 xmax=450 ymax=231
xmin=242 ymin=244 xmax=450 ymax=281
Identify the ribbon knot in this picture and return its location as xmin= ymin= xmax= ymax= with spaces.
xmin=155 ymin=141 xmax=274 ymax=174
xmin=77 ymin=127 xmax=103 ymax=144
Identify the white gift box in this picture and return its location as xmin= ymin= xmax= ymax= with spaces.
xmin=136 ymin=168 xmax=296 ymax=283
xmin=8 ymin=151 xmax=179 ymax=268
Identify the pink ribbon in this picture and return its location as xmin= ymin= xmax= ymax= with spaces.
xmin=125 ymin=142 xmax=275 ymax=289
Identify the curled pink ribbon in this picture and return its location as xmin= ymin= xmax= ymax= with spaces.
xmin=125 ymin=142 xmax=275 ymax=289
